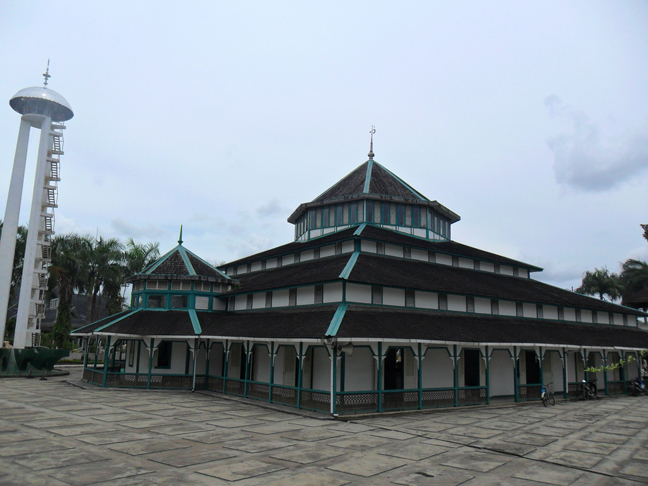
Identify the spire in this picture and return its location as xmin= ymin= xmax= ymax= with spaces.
xmin=42 ymin=59 xmax=51 ymax=88
xmin=368 ymin=126 xmax=376 ymax=160
xmin=178 ymin=225 xmax=183 ymax=245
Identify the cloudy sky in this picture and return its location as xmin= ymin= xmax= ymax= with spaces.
xmin=1 ymin=1 xmax=647 ymax=291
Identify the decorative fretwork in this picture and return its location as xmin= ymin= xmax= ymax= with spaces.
xmin=607 ymin=381 xmax=625 ymax=395
xmin=272 ymin=386 xmax=298 ymax=405
xmin=247 ymin=382 xmax=270 ymax=400
xmin=225 ymin=379 xmax=245 ymax=396
xmin=299 ymin=390 xmax=329 ymax=411
xmin=336 ymin=392 xmax=378 ymax=412
xmin=382 ymin=391 xmax=419 ymax=411
xmin=458 ymin=387 xmax=488 ymax=404
xmin=207 ymin=376 xmax=223 ymax=391
xmin=82 ymin=368 xmax=93 ymax=381
xmin=422 ymin=389 xmax=455 ymax=407
xmin=518 ymin=384 xmax=542 ymax=401
xmin=567 ymin=383 xmax=581 ymax=398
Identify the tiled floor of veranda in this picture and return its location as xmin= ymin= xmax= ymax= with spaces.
xmin=2 ymin=367 xmax=648 ymax=485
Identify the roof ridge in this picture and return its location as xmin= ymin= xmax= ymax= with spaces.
xmin=374 ymin=162 xmax=429 ymax=201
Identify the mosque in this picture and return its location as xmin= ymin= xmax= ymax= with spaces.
xmin=74 ymin=139 xmax=648 ymax=414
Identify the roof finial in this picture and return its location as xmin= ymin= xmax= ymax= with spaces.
xmin=178 ymin=225 xmax=183 ymax=245
xmin=368 ymin=126 xmax=376 ymax=160
xmin=42 ymin=59 xmax=51 ymax=88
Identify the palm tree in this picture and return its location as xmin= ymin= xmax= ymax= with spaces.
xmin=576 ymin=267 xmax=621 ymax=301
xmin=123 ymin=238 xmax=160 ymax=280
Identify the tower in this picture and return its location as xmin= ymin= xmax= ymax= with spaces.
xmin=0 ymin=65 xmax=73 ymax=348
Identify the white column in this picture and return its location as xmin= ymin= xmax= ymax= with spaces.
xmin=0 ymin=118 xmax=32 ymax=345
xmin=14 ymin=116 xmax=51 ymax=348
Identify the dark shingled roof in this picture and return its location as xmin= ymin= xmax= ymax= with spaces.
xmin=623 ymin=289 xmax=648 ymax=309
xmin=359 ymin=225 xmax=542 ymax=271
xmin=314 ymin=162 xmax=369 ymax=202
xmin=153 ymin=251 xmax=187 ymax=275
xmin=348 ymin=254 xmax=644 ymax=315
xmin=221 ymin=227 xmax=358 ymax=268
xmin=230 ymin=254 xmax=350 ymax=293
xmin=337 ymin=305 xmax=648 ymax=348
xmin=91 ymin=310 xmax=197 ymax=336
xmin=367 ymin=163 xmax=427 ymax=201
xmin=72 ymin=310 xmax=132 ymax=335
xmin=199 ymin=306 xmax=338 ymax=339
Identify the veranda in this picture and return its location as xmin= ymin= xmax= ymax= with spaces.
xmin=81 ymin=336 xmax=642 ymax=414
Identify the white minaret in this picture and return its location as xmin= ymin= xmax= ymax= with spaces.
xmin=0 ymin=64 xmax=73 ymax=348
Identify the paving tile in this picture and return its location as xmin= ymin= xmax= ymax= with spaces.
xmin=574 ymin=441 xmax=619 ymax=455
xmin=475 ymin=439 xmax=536 ymax=456
xmin=441 ymin=452 xmax=509 ymax=472
xmin=392 ymin=467 xmax=474 ymax=485
xmin=328 ymin=435 xmax=391 ymax=451
xmin=47 ymin=462 xmax=153 ymax=486
xmin=406 ymin=422 xmax=456 ymax=433
xmin=155 ymin=423 xmax=213 ymax=436
xmin=2 ymin=431 xmax=40 ymax=443
xmin=288 ymin=418 xmax=337 ymax=427
xmin=118 ymin=418 xmax=177 ymax=429
xmin=271 ymin=447 xmax=346 ymax=464
xmin=327 ymin=422 xmax=376 ymax=433
xmin=368 ymin=429 xmax=416 ymax=440
xmin=595 ymin=426 xmax=638 ymax=437
xmin=223 ymin=438 xmax=294 ymax=453
xmin=108 ymin=438 xmax=193 ymax=456
xmin=633 ymin=449 xmax=648 ymax=461
xmin=512 ymin=464 xmax=583 ymax=485
xmin=532 ymin=426 xmax=576 ymax=438
xmin=207 ymin=417 xmax=266 ymax=428
xmin=222 ymin=408 xmax=272 ymax=417
xmin=197 ymin=459 xmax=285 ymax=481
xmin=242 ymin=422 xmax=302 ymax=435
xmin=14 ymin=449 xmax=109 ymax=471
xmin=264 ymin=472 xmax=350 ymax=486
xmin=378 ymin=442 xmax=448 ymax=461
xmin=93 ymin=413 xmax=150 ymax=423
xmin=0 ymin=439 xmax=72 ymax=457
xmin=280 ymin=427 xmax=347 ymax=442
xmin=182 ymin=429 xmax=253 ymax=444
xmin=545 ymin=450 xmax=603 ymax=469
xmin=478 ymin=420 xmax=525 ymax=431
xmin=48 ymin=423 xmax=118 ymax=436
xmin=421 ymin=438 xmax=463 ymax=449
xmin=22 ymin=418 xmax=91 ymax=429
xmin=619 ymin=462 xmax=648 ymax=479
xmin=147 ymin=448 xmax=237 ymax=467
xmin=446 ymin=427 xmax=503 ymax=439
xmin=75 ymin=430 xmax=156 ymax=445
xmin=587 ymin=432 xmax=630 ymax=445
xmin=327 ymin=453 xmax=409 ymax=477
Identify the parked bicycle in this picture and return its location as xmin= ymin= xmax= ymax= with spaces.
xmin=582 ymin=378 xmax=599 ymax=400
xmin=541 ymin=382 xmax=555 ymax=407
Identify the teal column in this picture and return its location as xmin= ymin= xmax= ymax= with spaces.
xmin=514 ymin=346 xmax=519 ymax=402
xmin=222 ymin=340 xmax=228 ymax=393
xmin=147 ymin=338 xmax=155 ymax=389
xmin=244 ymin=341 xmax=249 ymax=398
xmin=297 ymin=342 xmax=303 ymax=409
xmin=603 ymin=352 xmax=609 ymax=395
xmin=377 ymin=342 xmax=383 ymax=413
xmin=93 ymin=338 xmax=99 ymax=370
xmin=485 ymin=346 xmax=490 ymax=405
xmin=205 ymin=340 xmax=211 ymax=377
xmin=583 ymin=349 xmax=588 ymax=384
xmin=269 ymin=342 xmax=275 ymax=402
xmin=340 ymin=354 xmax=346 ymax=392
xmin=562 ymin=348 xmax=568 ymax=399
xmin=453 ymin=345 xmax=458 ymax=407
xmin=102 ymin=336 xmax=112 ymax=387
xmin=418 ymin=343 xmax=423 ymax=410
xmin=136 ymin=341 xmax=141 ymax=374
xmin=539 ymin=347 xmax=543 ymax=385
xmin=332 ymin=344 xmax=338 ymax=415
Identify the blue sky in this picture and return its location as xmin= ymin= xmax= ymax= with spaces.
xmin=1 ymin=1 xmax=647 ymax=290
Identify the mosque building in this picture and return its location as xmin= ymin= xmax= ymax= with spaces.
xmin=74 ymin=140 xmax=648 ymax=414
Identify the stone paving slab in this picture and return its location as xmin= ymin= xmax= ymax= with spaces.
xmin=264 ymin=472 xmax=350 ymax=486
xmin=271 ymin=447 xmax=346 ymax=464
xmin=108 ymin=438 xmax=193 ymax=456
xmin=391 ymin=467 xmax=475 ymax=485
xmin=326 ymin=453 xmax=409 ymax=477
xmin=183 ymin=429 xmax=253 ymax=444
xmin=222 ymin=438 xmax=295 ymax=453
xmin=147 ymin=447 xmax=238 ymax=467
xmin=196 ymin=459 xmax=285 ymax=481
xmin=75 ymin=430 xmax=156 ymax=445
xmin=47 ymin=462 xmax=153 ymax=486
xmin=13 ymin=449 xmax=109 ymax=471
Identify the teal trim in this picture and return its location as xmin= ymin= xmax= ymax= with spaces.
xmin=378 ymin=342 xmax=383 ymax=413
xmin=513 ymin=346 xmax=518 ymax=402
xmin=147 ymin=338 xmax=155 ymax=389
xmin=188 ymin=309 xmax=202 ymax=334
xmin=325 ymin=303 xmax=348 ymax=337
xmin=353 ymin=223 xmax=367 ymax=236
xmin=177 ymin=246 xmax=196 ymax=275
xmin=486 ymin=345 xmax=490 ymax=405
xmin=338 ymin=251 xmax=360 ymax=280
xmin=95 ymin=309 xmax=142 ymax=332
xmin=363 ymin=160 xmax=373 ymax=193
xmin=102 ymin=336 xmax=112 ymax=387
xmin=418 ymin=343 xmax=423 ymax=410
xmin=297 ymin=342 xmax=303 ymax=408
xmin=376 ymin=162 xmax=428 ymax=201
xmin=332 ymin=345 xmax=337 ymax=414
xmin=453 ymin=345 xmax=458 ymax=407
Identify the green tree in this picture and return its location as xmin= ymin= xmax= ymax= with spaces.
xmin=620 ymin=259 xmax=648 ymax=294
xmin=0 ymin=220 xmax=27 ymax=343
xmin=642 ymin=224 xmax=647 ymax=243
xmin=576 ymin=267 xmax=621 ymax=301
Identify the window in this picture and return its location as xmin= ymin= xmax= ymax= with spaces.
xmin=491 ymin=299 xmax=499 ymax=315
xmin=404 ymin=247 xmax=411 ymax=259
xmin=558 ymin=307 xmax=564 ymax=320
xmin=609 ymin=312 xmax=614 ymax=324
xmin=494 ymin=264 xmax=501 ymax=274
xmin=412 ymin=206 xmax=421 ymax=227
xmin=156 ymin=341 xmax=172 ymax=368
xmin=349 ymin=202 xmax=358 ymax=224
xmin=195 ymin=296 xmax=209 ymax=310
xmin=322 ymin=206 xmax=330 ymax=227
xmin=516 ymin=302 xmax=523 ymax=317
xmin=381 ymin=203 xmax=391 ymax=224
xmin=513 ymin=267 xmax=519 ymax=277
xmin=309 ymin=209 xmax=317 ymax=230
xmin=171 ymin=281 xmax=191 ymax=291
xmin=195 ymin=282 xmax=211 ymax=292
xmin=536 ymin=304 xmax=543 ymax=319
xmin=396 ymin=205 xmax=405 ymax=226
xmin=575 ymin=309 xmax=582 ymax=322
xmin=265 ymin=292 xmax=272 ymax=308
xmin=467 ymin=297 xmax=475 ymax=313
xmin=315 ymin=285 xmax=323 ymax=304
xmin=439 ymin=294 xmax=448 ymax=311
xmin=623 ymin=314 xmax=628 ymax=326
xmin=289 ymin=288 xmax=297 ymax=306
xmin=376 ymin=242 xmax=384 ymax=255
xmin=366 ymin=201 xmax=374 ymax=223
xmin=148 ymin=295 xmax=165 ymax=308
xmin=147 ymin=280 xmax=168 ymax=290
xmin=372 ymin=286 xmax=383 ymax=305
xmin=592 ymin=311 xmax=598 ymax=324
xmin=474 ymin=260 xmax=481 ymax=271
xmin=452 ymin=256 xmax=459 ymax=267
xmin=335 ymin=205 xmax=344 ymax=225
xmin=246 ymin=294 xmax=253 ymax=310
xmin=171 ymin=295 xmax=188 ymax=309
xmin=405 ymin=289 xmax=415 ymax=307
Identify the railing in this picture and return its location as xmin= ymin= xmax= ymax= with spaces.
xmin=458 ymin=386 xmax=488 ymax=405
xmin=518 ymin=384 xmax=542 ymax=401
xmin=567 ymin=382 xmax=582 ymax=398
xmin=608 ymin=381 xmax=625 ymax=395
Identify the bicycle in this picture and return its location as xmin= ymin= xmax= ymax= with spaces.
xmin=541 ymin=382 xmax=555 ymax=407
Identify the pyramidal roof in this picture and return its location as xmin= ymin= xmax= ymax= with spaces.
xmin=127 ymin=242 xmax=230 ymax=282
xmin=313 ymin=160 xmax=429 ymax=203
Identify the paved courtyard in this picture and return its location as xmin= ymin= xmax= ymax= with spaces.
xmin=2 ymin=367 xmax=648 ymax=485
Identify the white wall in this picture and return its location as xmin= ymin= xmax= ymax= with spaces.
xmin=415 ymin=291 xmax=438 ymax=309
xmin=342 ymin=241 xmax=354 ymax=253
xmin=251 ymin=261 xmax=262 ymax=272
xmin=500 ymin=265 xmax=514 ymax=276
xmin=361 ymin=241 xmax=376 ymax=253
xmin=385 ymin=244 xmax=403 ymax=257
xmin=448 ymin=294 xmax=466 ymax=312
xmin=518 ymin=268 xmax=528 ymax=278
xmin=437 ymin=253 xmax=452 ymax=266
xmin=346 ymin=283 xmax=371 ymax=304
xmin=153 ymin=341 xmax=187 ymax=374
xmin=523 ymin=303 xmax=536 ymax=318
xmin=283 ymin=254 xmax=295 ymax=265
xmin=480 ymin=262 xmax=495 ymax=272
xmin=344 ymin=348 xmax=374 ymax=391
xmin=252 ymin=293 xmax=265 ymax=309
xmin=251 ymin=345 xmax=271 ymax=382
xmin=581 ymin=310 xmax=592 ymax=323
xmin=458 ymin=258 xmax=473 ymax=269
xmin=384 ymin=287 xmax=405 ymax=306
xmin=542 ymin=350 xmax=563 ymax=392
xmin=490 ymin=350 xmax=514 ymax=396
xmin=266 ymin=258 xmax=278 ymax=269
xmin=312 ymin=347 xmax=331 ymax=391
xmin=564 ymin=307 xmax=576 ymax=321
xmin=234 ymin=295 xmax=247 ymax=310
xmin=475 ymin=297 xmax=491 ymax=314
xmin=422 ymin=348 xmax=454 ymax=388
xmin=411 ymin=249 xmax=427 ymax=261
xmin=544 ymin=305 xmax=558 ymax=320
xmin=273 ymin=289 xmax=289 ymax=307
xmin=323 ymin=282 xmax=343 ymax=303
xmin=320 ymin=245 xmax=335 ymax=257
xmin=297 ymin=286 xmax=315 ymax=306
xmin=500 ymin=300 xmax=516 ymax=317
xmin=301 ymin=249 xmax=314 ymax=261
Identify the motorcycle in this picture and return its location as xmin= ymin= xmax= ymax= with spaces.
xmin=582 ymin=378 xmax=599 ymax=400
xmin=629 ymin=377 xmax=647 ymax=396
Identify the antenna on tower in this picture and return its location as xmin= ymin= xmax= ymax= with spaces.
xmin=43 ymin=59 xmax=51 ymax=88
xmin=368 ymin=126 xmax=376 ymax=160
